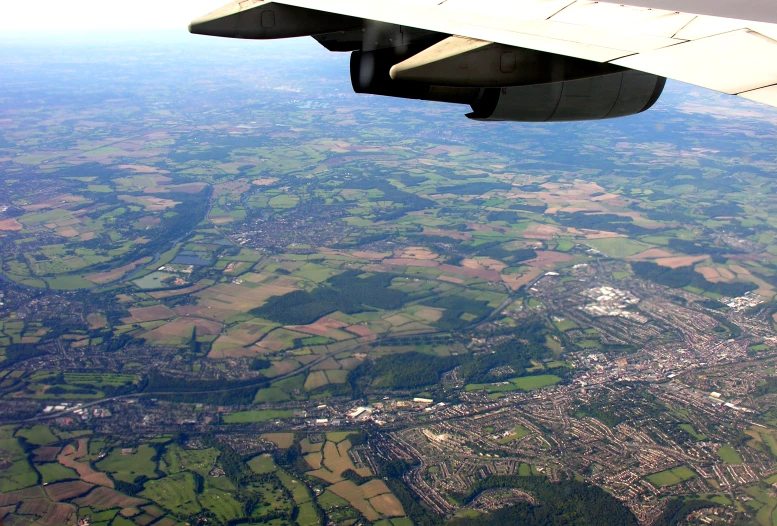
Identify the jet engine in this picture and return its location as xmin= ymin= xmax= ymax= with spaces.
xmin=351 ymin=47 xmax=665 ymax=122
xmin=468 ymin=71 xmax=666 ymax=122
xmin=190 ymin=2 xmax=667 ymax=122
xmin=350 ymin=48 xmax=484 ymax=105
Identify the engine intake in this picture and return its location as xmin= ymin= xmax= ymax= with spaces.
xmin=351 ymin=48 xmax=484 ymax=105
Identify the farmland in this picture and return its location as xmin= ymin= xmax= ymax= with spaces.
xmin=5 ymin=28 xmax=777 ymax=526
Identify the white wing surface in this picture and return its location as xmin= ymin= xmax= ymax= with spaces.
xmin=191 ymin=0 xmax=777 ymax=111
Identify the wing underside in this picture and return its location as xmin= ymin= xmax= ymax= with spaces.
xmin=191 ymin=0 xmax=777 ymax=110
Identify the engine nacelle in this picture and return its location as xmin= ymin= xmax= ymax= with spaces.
xmin=351 ymin=48 xmax=485 ymax=105
xmin=468 ymin=71 xmax=666 ymax=122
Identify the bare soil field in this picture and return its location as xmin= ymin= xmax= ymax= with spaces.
xmin=85 ymin=257 xmax=150 ymax=284
xmin=521 ymin=223 xmax=561 ymax=239
xmin=305 ymin=452 xmax=323 ymax=469
xmin=501 ymin=269 xmax=543 ymax=291
xmin=467 ymin=258 xmax=507 ymax=272
xmin=289 ymin=316 xmax=350 ymax=339
xmin=345 ymin=325 xmax=375 ymax=337
xmin=437 ymin=275 xmax=465 ymax=284
xmin=525 ymin=251 xmax=575 ymax=268
xmin=118 ymin=195 xmax=180 ymax=211
xmin=655 ymin=255 xmax=709 ymax=268
xmin=421 ymin=229 xmax=472 ymax=240
xmin=360 ymin=479 xmax=391 ymax=499
xmin=87 ymin=313 xmax=108 ymax=330
xmin=321 ymin=440 xmax=357 ymax=476
xmin=311 ymin=357 xmax=341 ymax=371
xmin=352 ymin=250 xmax=393 ymax=260
xmin=0 ymin=487 xmax=44 ymax=506
xmin=196 ymin=282 xmax=297 ymax=314
xmin=383 ymin=258 xmax=440 ymax=268
xmin=122 ymin=305 xmax=176 ymax=324
xmin=116 ymin=164 xmax=171 ymax=174
xmin=147 ymin=280 xmax=213 ymax=299
xmin=58 ymin=445 xmax=113 ymax=488
xmin=32 ymin=446 xmax=61 ymax=462
xmin=252 ymin=177 xmax=279 ymax=186
xmin=255 ymin=330 xmax=309 ymax=352
xmin=143 ymin=317 xmax=222 ymax=344
xmin=213 ymin=179 xmax=251 ymax=197
xmin=260 ymin=433 xmax=294 ymax=449
xmin=583 ymin=231 xmax=624 ymax=239
xmin=0 ymin=218 xmax=23 ymax=231
xmin=207 ymin=346 xmax=261 ymax=359
xmin=23 ymin=194 xmax=86 ymax=212
xmin=73 ymin=439 xmax=87 ymax=459
xmin=627 ymin=248 xmax=674 ymax=259
xmin=55 ymin=226 xmax=79 ymax=237
xmin=308 ymin=467 xmax=342 ymax=484
xmin=137 ymin=216 xmax=161 ymax=226
xmin=73 ymin=487 xmax=147 ymax=509
xmin=215 ymin=324 xmax=272 ymax=347
xmin=369 ymin=493 xmax=405 ymax=517
xmin=329 ymin=481 xmax=380 ymax=521
xmin=438 ymin=263 xmax=501 ymax=281
xmin=18 ymin=499 xmax=75 ymax=525
xmin=729 ymin=264 xmax=752 ymax=275
xmin=168 ymin=182 xmax=207 ymax=194
xmin=45 ymin=481 xmax=94 ymax=501
xmin=300 ymin=439 xmax=322 ymax=454
xmin=696 ymin=266 xmax=735 ymax=282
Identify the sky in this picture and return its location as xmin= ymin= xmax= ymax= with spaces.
xmin=0 ymin=0 xmax=223 ymax=32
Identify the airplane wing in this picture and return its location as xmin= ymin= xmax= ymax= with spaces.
xmin=190 ymin=0 xmax=777 ymax=120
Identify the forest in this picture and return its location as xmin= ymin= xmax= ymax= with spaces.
xmin=348 ymin=320 xmax=556 ymax=390
xmin=448 ymin=475 xmax=638 ymax=526
xmin=349 ymin=351 xmax=461 ymax=391
xmin=251 ymin=271 xmax=408 ymax=325
xmin=631 ymin=261 xmax=756 ymax=297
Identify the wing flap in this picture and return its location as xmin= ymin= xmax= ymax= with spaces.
xmin=549 ymin=1 xmax=696 ymax=38
xmin=613 ymin=29 xmax=777 ymax=95
xmin=740 ymin=85 xmax=777 ymax=106
xmin=278 ymin=0 xmax=681 ymax=60
xmin=201 ymin=0 xmax=777 ymax=109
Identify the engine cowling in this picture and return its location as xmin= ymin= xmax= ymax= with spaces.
xmin=351 ymin=48 xmax=484 ymax=105
xmin=467 ymin=71 xmax=666 ymax=122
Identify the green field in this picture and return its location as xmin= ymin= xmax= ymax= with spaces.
xmin=646 ymin=466 xmax=697 ymax=487
xmin=576 ymin=339 xmax=602 ymax=350
xmin=679 ymin=424 xmax=707 ymax=441
xmin=586 ymin=238 xmax=653 ymax=258
xmin=36 ymin=462 xmax=79 ymax=484
xmin=199 ymin=488 xmax=243 ymax=523
xmin=269 ymin=194 xmax=299 ymax=208
xmin=16 ymin=425 xmax=58 ymax=445
xmin=253 ymin=387 xmax=292 ymax=403
xmin=141 ymin=472 xmax=201 ymax=516
xmin=717 ymin=445 xmax=743 ymax=464
xmin=96 ymin=444 xmax=158 ymax=483
xmin=0 ymin=458 xmax=38 ymax=492
xmin=222 ymin=410 xmax=294 ymax=423
xmin=553 ymin=318 xmax=578 ymax=332
xmin=248 ymin=454 xmax=277 ymax=474
xmin=466 ymin=374 xmax=562 ymax=394
xmin=498 ymin=425 xmax=532 ymax=444
xmin=166 ymin=445 xmax=218 ymax=476
xmin=317 ymin=489 xmax=349 ymax=509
